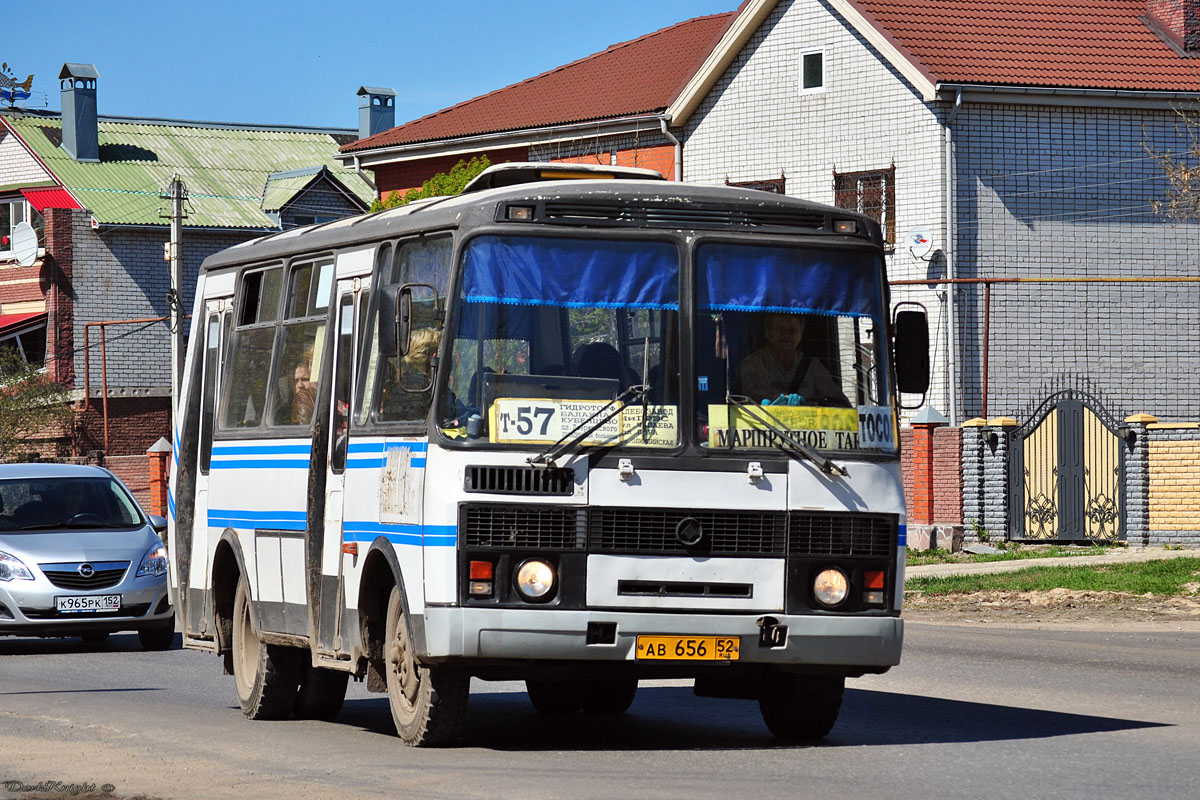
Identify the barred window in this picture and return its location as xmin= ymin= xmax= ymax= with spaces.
xmin=833 ymin=167 xmax=895 ymax=245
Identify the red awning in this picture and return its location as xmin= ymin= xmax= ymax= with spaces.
xmin=0 ymin=311 xmax=47 ymax=337
xmin=20 ymin=187 xmax=81 ymax=211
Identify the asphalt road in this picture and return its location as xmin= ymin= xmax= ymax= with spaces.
xmin=2 ymin=621 xmax=1198 ymax=800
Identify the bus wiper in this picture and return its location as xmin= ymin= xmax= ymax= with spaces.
xmin=725 ymin=394 xmax=848 ymax=477
xmin=528 ymin=384 xmax=647 ymax=468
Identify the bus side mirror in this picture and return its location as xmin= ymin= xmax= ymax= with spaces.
xmin=893 ymin=308 xmax=930 ymax=395
xmin=379 ymin=285 xmax=401 ymax=358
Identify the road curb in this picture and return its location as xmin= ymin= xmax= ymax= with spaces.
xmin=905 ymin=547 xmax=1197 ymax=580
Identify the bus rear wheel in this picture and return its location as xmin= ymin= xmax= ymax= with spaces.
xmin=293 ymin=663 xmax=349 ymax=721
xmin=758 ymin=672 xmax=844 ymax=740
xmin=384 ymin=586 xmax=468 ymax=746
xmin=232 ymin=577 xmax=300 ymax=720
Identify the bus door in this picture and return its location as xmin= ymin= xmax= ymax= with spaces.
xmin=190 ymin=302 xmax=228 ymax=639
xmin=314 ymin=285 xmax=358 ymax=658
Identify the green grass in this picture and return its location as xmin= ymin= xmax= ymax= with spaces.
xmin=905 ymin=557 xmax=1200 ymax=596
xmin=906 ymin=544 xmax=1117 ymax=567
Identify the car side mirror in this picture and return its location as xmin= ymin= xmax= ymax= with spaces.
xmin=147 ymin=513 xmax=168 ymax=535
xmin=893 ymin=307 xmax=930 ymax=399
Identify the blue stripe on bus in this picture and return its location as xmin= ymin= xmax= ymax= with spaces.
xmin=212 ymin=444 xmax=312 ymax=455
xmin=209 ymin=509 xmax=307 ymax=530
xmin=342 ymin=521 xmax=456 ymax=547
xmin=167 ymin=489 xmax=176 ymax=520
xmin=347 ymin=441 xmax=429 ymax=454
xmin=346 ymin=457 xmax=426 ymax=469
xmin=897 ymin=525 xmax=907 ymax=547
xmin=210 ymin=459 xmax=311 ymax=469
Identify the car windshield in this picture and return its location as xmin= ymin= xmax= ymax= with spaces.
xmin=0 ymin=476 xmax=144 ymax=531
xmin=438 ymin=234 xmax=681 ymax=449
xmin=694 ymin=242 xmax=896 ymax=454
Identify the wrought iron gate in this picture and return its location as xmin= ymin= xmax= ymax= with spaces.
xmin=1008 ymin=390 xmax=1125 ymax=542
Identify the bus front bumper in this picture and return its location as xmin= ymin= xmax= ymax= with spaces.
xmin=419 ymin=607 xmax=903 ymax=669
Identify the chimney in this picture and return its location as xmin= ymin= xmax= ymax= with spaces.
xmin=1147 ymin=0 xmax=1200 ymax=52
xmin=357 ymin=86 xmax=397 ymax=140
xmin=59 ymin=63 xmax=99 ymax=162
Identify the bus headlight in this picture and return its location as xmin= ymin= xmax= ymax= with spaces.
xmin=514 ymin=560 xmax=555 ymax=600
xmin=813 ymin=568 xmax=849 ymax=607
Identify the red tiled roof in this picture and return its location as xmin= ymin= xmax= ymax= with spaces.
xmin=850 ymin=0 xmax=1200 ymax=91
xmin=341 ymin=12 xmax=737 ymax=153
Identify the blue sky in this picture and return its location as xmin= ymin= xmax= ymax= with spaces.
xmin=4 ymin=1 xmax=735 ymax=130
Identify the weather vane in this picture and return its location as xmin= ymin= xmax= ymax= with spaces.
xmin=0 ymin=62 xmax=34 ymax=106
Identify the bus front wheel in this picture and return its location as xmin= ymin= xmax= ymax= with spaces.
xmin=384 ymin=586 xmax=468 ymax=746
xmin=758 ymin=672 xmax=844 ymax=740
xmin=232 ymin=577 xmax=300 ymax=720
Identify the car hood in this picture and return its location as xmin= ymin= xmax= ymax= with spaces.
xmin=0 ymin=528 xmax=160 ymax=564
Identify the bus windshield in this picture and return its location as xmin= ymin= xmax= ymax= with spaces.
xmin=694 ymin=242 xmax=895 ymax=454
xmin=438 ymin=234 xmax=681 ymax=448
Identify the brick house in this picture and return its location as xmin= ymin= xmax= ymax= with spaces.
xmin=0 ymin=63 xmax=374 ymax=466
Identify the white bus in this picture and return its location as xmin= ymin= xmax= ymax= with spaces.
xmin=169 ymin=163 xmax=929 ymax=746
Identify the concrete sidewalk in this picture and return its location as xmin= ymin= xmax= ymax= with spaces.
xmin=905 ymin=546 xmax=1197 ymax=579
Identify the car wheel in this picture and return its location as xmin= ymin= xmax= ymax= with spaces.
xmin=581 ymin=678 xmax=638 ymax=715
xmin=525 ymin=680 xmax=587 ymax=715
xmin=80 ymin=631 xmax=109 ymax=644
xmin=232 ymin=577 xmax=300 ymax=720
xmin=758 ymin=672 xmax=844 ymax=740
xmin=293 ymin=662 xmax=349 ymax=721
xmin=138 ymin=617 xmax=176 ymax=651
xmin=384 ymin=585 xmax=468 ymax=746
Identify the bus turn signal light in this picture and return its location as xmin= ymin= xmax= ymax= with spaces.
xmin=469 ymin=561 xmax=494 ymax=597
xmin=863 ymin=570 xmax=885 ymax=605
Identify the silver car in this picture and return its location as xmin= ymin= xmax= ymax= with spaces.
xmin=0 ymin=462 xmax=175 ymax=650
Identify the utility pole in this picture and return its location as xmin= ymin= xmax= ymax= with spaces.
xmin=160 ymin=174 xmax=187 ymax=423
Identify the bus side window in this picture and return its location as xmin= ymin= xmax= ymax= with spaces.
xmin=267 ymin=259 xmax=332 ymax=428
xmin=199 ymin=314 xmax=221 ymax=473
xmin=222 ymin=265 xmax=283 ymax=429
xmin=330 ymin=294 xmax=355 ymax=473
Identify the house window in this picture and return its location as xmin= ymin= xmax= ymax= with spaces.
xmin=833 ymin=167 xmax=895 ymax=245
xmin=799 ymin=50 xmax=824 ymax=93
xmin=0 ymin=198 xmax=43 ymax=258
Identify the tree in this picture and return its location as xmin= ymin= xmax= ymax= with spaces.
xmin=0 ymin=349 xmax=72 ymax=461
xmin=1148 ymin=107 xmax=1200 ymax=221
xmin=370 ymin=155 xmax=492 ymax=212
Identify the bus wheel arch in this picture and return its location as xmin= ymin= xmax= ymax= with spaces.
xmin=357 ymin=540 xmax=405 ymax=693
xmin=211 ymin=530 xmax=247 ymax=674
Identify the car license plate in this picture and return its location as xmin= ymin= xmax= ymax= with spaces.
xmin=56 ymin=595 xmax=121 ymax=613
xmin=635 ymin=635 xmax=740 ymax=661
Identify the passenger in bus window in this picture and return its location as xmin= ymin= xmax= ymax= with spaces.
xmin=738 ymin=313 xmax=848 ymax=406
xmin=291 ymin=360 xmax=316 ymax=425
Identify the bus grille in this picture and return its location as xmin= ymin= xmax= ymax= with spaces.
xmin=788 ymin=513 xmax=895 ymax=557
xmin=589 ymin=508 xmax=787 ymax=556
xmin=464 ymin=465 xmax=575 ymax=496
xmin=462 ymin=505 xmax=585 ymax=549
xmin=541 ymin=201 xmax=827 ymax=232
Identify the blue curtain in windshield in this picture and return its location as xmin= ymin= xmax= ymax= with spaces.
xmin=462 ymin=235 xmax=679 ymax=310
xmin=698 ymin=243 xmax=880 ymax=318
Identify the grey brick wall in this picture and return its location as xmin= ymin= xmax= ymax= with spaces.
xmin=953 ymin=103 xmax=1200 ymax=422
xmin=69 ymin=209 xmax=256 ymax=392
xmin=280 ymin=179 xmax=365 ymax=229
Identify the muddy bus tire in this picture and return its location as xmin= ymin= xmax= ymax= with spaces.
xmin=758 ymin=673 xmax=844 ymax=740
xmin=232 ymin=578 xmax=301 ymax=720
xmin=385 ymin=586 xmax=468 ymax=746
xmin=294 ymin=663 xmax=349 ymax=721
xmin=525 ymin=680 xmax=586 ymax=715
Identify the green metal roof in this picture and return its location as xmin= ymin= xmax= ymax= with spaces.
xmin=3 ymin=114 xmax=373 ymax=228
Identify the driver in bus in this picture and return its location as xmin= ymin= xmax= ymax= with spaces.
xmin=738 ymin=312 xmax=848 ymax=406
xmin=379 ymin=327 xmax=441 ymax=420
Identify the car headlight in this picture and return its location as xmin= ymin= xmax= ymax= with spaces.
xmin=813 ymin=568 xmax=849 ymax=607
xmin=514 ymin=560 xmax=555 ymax=600
xmin=136 ymin=543 xmax=169 ymax=577
xmin=0 ymin=550 xmax=34 ymax=582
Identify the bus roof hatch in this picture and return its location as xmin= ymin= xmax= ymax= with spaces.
xmin=461 ymin=162 xmax=666 ymax=194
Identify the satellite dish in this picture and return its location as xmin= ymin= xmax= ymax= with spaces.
xmin=904 ymin=226 xmax=934 ymax=259
xmin=11 ymin=221 xmax=38 ymax=267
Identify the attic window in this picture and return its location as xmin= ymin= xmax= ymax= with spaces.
xmin=800 ymin=50 xmax=824 ymax=93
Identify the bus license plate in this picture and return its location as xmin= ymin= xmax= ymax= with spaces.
xmin=56 ymin=595 xmax=121 ymax=613
xmin=635 ymin=635 xmax=739 ymax=661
